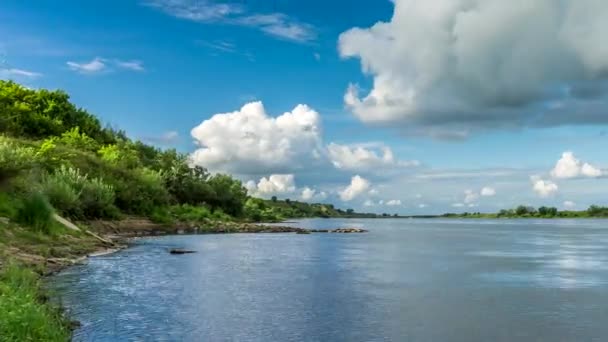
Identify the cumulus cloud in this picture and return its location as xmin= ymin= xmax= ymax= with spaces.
xmin=550 ymin=152 xmax=603 ymax=179
xmin=258 ymin=174 xmax=296 ymax=194
xmin=328 ymin=142 xmax=419 ymax=172
xmin=246 ymin=174 xmax=296 ymax=198
xmin=339 ymin=175 xmax=371 ymax=201
xmin=339 ymin=0 xmax=608 ymax=136
xmin=143 ymin=0 xmax=316 ymax=43
xmin=190 ymin=101 xmax=323 ymax=175
xmin=531 ymin=176 xmax=558 ymax=197
xmin=300 ymin=187 xmax=327 ymax=201
xmin=386 ymin=199 xmax=402 ymax=206
xmin=480 ymin=186 xmax=496 ymax=196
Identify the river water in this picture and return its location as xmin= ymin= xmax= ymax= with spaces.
xmin=50 ymin=218 xmax=608 ymax=341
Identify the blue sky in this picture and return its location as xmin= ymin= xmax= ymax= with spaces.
xmin=2 ymin=0 xmax=608 ymax=214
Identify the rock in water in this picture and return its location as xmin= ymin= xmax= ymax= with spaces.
xmin=169 ymin=249 xmax=196 ymax=254
xmin=330 ymin=228 xmax=368 ymax=233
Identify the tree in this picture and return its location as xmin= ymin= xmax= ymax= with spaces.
xmin=271 ymin=196 xmax=277 ymax=202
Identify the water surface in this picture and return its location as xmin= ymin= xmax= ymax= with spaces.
xmin=51 ymin=218 xmax=608 ymax=341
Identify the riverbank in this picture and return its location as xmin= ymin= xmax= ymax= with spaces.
xmin=0 ymin=216 xmax=367 ymax=341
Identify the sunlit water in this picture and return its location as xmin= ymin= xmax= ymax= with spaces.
xmin=50 ymin=218 xmax=608 ymax=341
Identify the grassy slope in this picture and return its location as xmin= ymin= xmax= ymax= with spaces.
xmin=0 ymin=264 xmax=71 ymax=342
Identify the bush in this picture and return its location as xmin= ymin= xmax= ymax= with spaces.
xmin=15 ymin=192 xmax=54 ymax=234
xmin=149 ymin=207 xmax=174 ymax=224
xmin=0 ymin=191 xmax=17 ymax=220
xmin=41 ymin=172 xmax=80 ymax=218
xmin=79 ymin=177 xmax=117 ymax=219
xmin=0 ymin=264 xmax=70 ymax=341
xmin=113 ymin=168 xmax=169 ymax=215
xmin=0 ymin=137 xmax=37 ymax=185
xmin=41 ymin=166 xmax=118 ymax=219
xmin=168 ymin=204 xmax=213 ymax=222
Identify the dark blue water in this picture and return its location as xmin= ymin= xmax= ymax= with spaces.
xmin=51 ymin=218 xmax=608 ymax=341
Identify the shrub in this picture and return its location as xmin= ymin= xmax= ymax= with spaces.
xmin=0 ymin=137 xmax=37 ymax=185
xmin=79 ymin=177 xmax=117 ymax=219
xmin=149 ymin=207 xmax=174 ymax=224
xmin=15 ymin=192 xmax=54 ymax=234
xmin=114 ymin=168 xmax=169 ymax=215
xmin=41 ymin=166 xmax=118 ymax=219
xmin=0 ymin=191 xmax=17 ymax=220
xmin=168 ymin=204 xmax=213 ymax=222
xmin=41 ymin=172 xmax=80 ymax=217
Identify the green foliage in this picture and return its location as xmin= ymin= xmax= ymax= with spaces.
xmin=0 ymin=137 xmax=38 ymax=184
xmin=0 ymin=264 xmax=70 ymax=342
xmin=0 ymin=191 xmax=17 ymax=219
xmin=168 ymin=204 xmax=213 ymax=222
xmin=15 ymin=193 xmax=54 ymax=234
xmin=244 ymin=198 xmax=283 ymax=222
xmin=207 ymin=174 xmax=248 ymax=216
xmin=0 ymin=80 xmax=116 ymax=143
xmin=98 ymin=143 xmax=140 ymax=169
xmin=41 ymin=166 xmax=117 ymax=219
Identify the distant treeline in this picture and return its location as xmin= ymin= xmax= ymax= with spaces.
xmin=441 ymin=205 xmax=608 ymax=219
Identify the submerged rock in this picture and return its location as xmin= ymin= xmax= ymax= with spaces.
xmin=330 ymin=228 xmax=368 ymax=233
xmin=169 ymin=249 xmax=196 ymax=254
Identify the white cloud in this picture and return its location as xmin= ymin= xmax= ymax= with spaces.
xmin=115 ymin=60 xmax=145 ymax=72
xmin=190 ymin=101 xmax=323 ymax=175
xmin=257 ymin=174 xmax=296 ymax=195
xmin=418 ymin=204 xmax=427 ymax=208
xmin=67 ymin=57 xmax=107 ymax=74
xmin=143 ymin=0 xmax=316 ymax=43
xmin=328 ymin=142 xmax=419 ymax=172
xmin=480 ymin=186 xmax=496 ymax=196
xmin=464 ymin=189 xmax=479 ymax=204
xmin=247 ymin=174 xmax=296 ymax=198
xmin=0 ymin=68 xmax=42 ymax=79
xmin=339 ymin=175 xmax=371 ymax=201
xmin=531 ymin=176 xmax=559 ymax=197
xmin=339 ymin=0 xmax=608 ymax=136
xmin=67 ymin=57 xmax=146 ymax=74
xmin=563 ymin=200 xmax=576 ymax=208
xmin=551 ymin=151 xmax=603 ymax=179
xmin=386 ymin=199 xmax=402 ymax=206
xmin=581 ymin=163 xmax=602 ymax=177
xmin=452 ymin=203 xmax=465 ymax=208
xmin=301 ymin=187 xmax=315 ymax=200
xmin=300 ymin=187 xmax=326 ymax=201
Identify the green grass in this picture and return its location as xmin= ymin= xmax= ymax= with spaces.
xmin=15 ymin=193 xmax=55 ymax=234
xmin=0 ymin=264 xmax=70 ymax=342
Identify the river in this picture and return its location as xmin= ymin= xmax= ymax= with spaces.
xmin=50 ymin=218 xmax=608 ymax=341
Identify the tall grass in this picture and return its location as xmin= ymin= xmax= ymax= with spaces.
xmin=15 ymin=193 xmax=54 ymax=234
xmin=41 ymin=165 xmax=118 ymax=219
xmin=0 ymin=264 xmax=70 ymax=342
